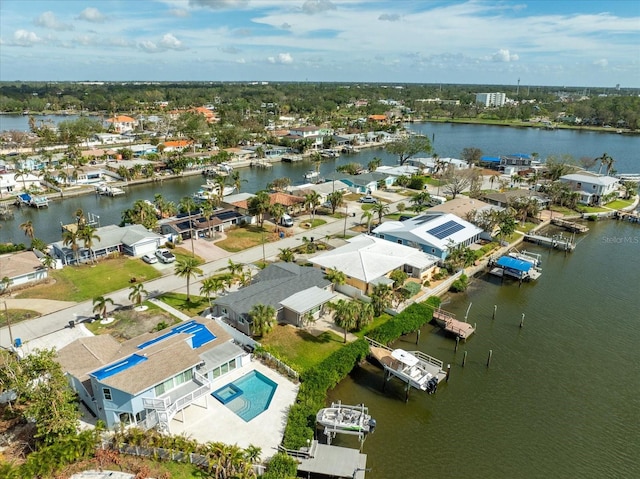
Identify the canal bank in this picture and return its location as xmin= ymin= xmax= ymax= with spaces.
xmin=327 ymin=218 xmax=640 ymax=479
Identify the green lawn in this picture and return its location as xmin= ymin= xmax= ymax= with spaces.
xmin=515 ymin=221 xmax=538 ymax=234
xmin=605 ymin=199 xmax=634 ymax=210
xmin=356 ymin=313 xmax=393 ymax=338
xmin=156 ymin=292 xmax=209 ymax=317
xmin=216 ymin=225 xmax=278 ymax=252
xmin=172 ymin=247 xmax=206 ymax=265
xmin=300 ymin=218 xmax=327 ymax=228
xmin=549 ymin=205 xmax=578 ymax=216
xmin=16 ymin=257 xmax=161 ymax=302
xmin=0 ymin=308 xmax=40 ymax=328
xmin=581 ymin=205 xmax=610 ymax=213
xmin=260 ymin=324 xmax=344 ymax=373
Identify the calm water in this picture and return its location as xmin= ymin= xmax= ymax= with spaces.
xmin=328 ymin=219 xmax=640 ymax=478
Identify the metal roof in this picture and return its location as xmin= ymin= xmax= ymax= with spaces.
xmin=496 ymin=256 xmax=532 ymax=272
xmin=279 ymin=286 xmax=336 ymax=314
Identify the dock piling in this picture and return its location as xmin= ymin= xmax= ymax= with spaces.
xmin=416 ymin=328 xmax=420 ymax=345
xmin=455 ymin=336 xmax=459 ymax=352
xmin=486 ymin=350 xmax=493 ymax=368
xmin=462 ymin=351 xmax=467 ymax=367
xmin=446 ymin=364 xmax=451 ymax=382
xmin=520 ymin=313 xmax=525 ymax=328
xmin=493 ymin=305 xmax=497 ymax=320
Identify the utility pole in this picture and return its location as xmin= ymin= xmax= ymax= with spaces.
xmin=4 ymin=301 xmax=14 ymax=347
xmin=343 ymin=204 xmax=348 ymax=237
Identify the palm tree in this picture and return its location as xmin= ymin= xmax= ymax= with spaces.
xmin=174 ymin=257 xmax=203 ymax=302
xmin=14 ymin=168 xmax=30 ymax=191
xmin=19 ymin=220 xmax=35 ymax=240
xmin=200 ymin=276 xmax=225 ymax=307
xmin=92 ymin=295 xmax=114 ymax=320
xmin=596 ymin=153 xmax=614 ymax=175
xmin=230 ymin=170 xmax=247 ymax=193
xmin=269 ymin=202 xmax=286 ymax=227
xmin=360 ymin=210 xmax=374 ymax=233
xmin=328 ymin=299 xmax=357 ymax=343
xmin=325 ymin=268 xmax=346 ymax=288
xmin=326 ymin=190 xmax=345 ymax=214
xmin=304 ymin=191 xmax=321 ymax=222
xmin=371 ymin=283 xmax=393 ymax=316
xmin=62 ymin=228 xmax=80 ymax=264
xmin=128 ymin=283 xmax=147 ymax=308
xmin=249 ymin=303 xmax=276 ymax=337
xmin=278 ymin=247 xmax=295 ymax=262
xmin=179 ymin=196 xmax=198 ymax=256
xmin=79 ymin=224 xmax=101 ymax=263
xmin=370 ymin=201 xmax=390 ymax=224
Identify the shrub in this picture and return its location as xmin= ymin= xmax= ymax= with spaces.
xmin=263 ymin=452 xmax=299 ymax=478
xmin=396 ymin=202 xmax=406 ymax=212
xmin=408 ymin=175 xmax=425 ymax=190
xmin=402 ymin=281 xmax=422 ymax=297
xmin=366 ymin=298 xmax=440 ymax=345
xmin=450 ymin=274 xmax=469 ymax=292
xmin=587 ymin=214 xmax=598 ymax=222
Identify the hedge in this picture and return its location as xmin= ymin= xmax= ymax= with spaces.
xmin=366 ymin=297 xmax=441 ymax=345
xmin=282 ymin=339 xmax=369 ymax=449
xmin=281 ymin=296 xmax=442 ymax=450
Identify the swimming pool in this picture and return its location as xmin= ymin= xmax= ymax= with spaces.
xmin=211 ymin=370 xmax=278 ymax=422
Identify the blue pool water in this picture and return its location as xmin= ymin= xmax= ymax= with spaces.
xmin=211 ymin=370 xmax=278 ymax=422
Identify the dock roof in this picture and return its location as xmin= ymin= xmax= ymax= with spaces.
xmin=496 ymin=256 xmax=532 ymax=272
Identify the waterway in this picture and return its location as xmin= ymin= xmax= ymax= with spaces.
xmin=328 ymin=219 xmax=640 ymax=478
xmin=1 ymin=121 xmax=639 ymax=245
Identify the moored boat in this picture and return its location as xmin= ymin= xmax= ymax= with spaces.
xmin=316 ymin=401 xmax=376 ymax=435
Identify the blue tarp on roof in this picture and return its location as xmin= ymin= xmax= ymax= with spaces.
xmin=496 ymin=256 xmax=532 ymax=272
xmin=480 ymin=156 xmax=500 ymax=163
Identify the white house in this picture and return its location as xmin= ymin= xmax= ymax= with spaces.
xmin=559 ymin=172 xmax=620 ymax=205
xmin=406 ymin=157 xmax=469 ymax=173
xmin=310 ymin=234 xmax=440 ymax=295
xmin=372 ymin=213 xmax=483 ymax=261
xmin=0 ymin=251 xmax=48 ymax=292
xmin=105 ymin=115 xmax=137 ymax=133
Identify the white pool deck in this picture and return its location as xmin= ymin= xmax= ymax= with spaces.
xmin=168 ymin=361 xmax=299 ymax=459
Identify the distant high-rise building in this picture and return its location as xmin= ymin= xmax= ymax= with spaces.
xmin=475 ymin=92 xmax=506 ymax=107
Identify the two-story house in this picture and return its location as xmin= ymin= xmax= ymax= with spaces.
xmin=559 ymin=172 xmax=620 ymax=205
xmin=57 ymin=319 xmax=248 ymax=431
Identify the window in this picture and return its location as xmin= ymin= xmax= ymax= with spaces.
xmin=397 ymin=239 xmax=402 ymax=244
xmin=103 ymin=388 xmax=112 ymax=401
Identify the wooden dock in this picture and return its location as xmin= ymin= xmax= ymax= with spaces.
xmin=551 ymin=218 xmax=589 ymax=233
xmin=432 ymin=309 xmax=475 ymax=339
xmin=615 ymin=210 xmax=640 ymax=223
xmin=524 ymin=233 xmax=575 ymax=251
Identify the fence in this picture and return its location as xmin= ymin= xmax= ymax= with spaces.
xmin=253 ymin=349 xmax=299 ymax=381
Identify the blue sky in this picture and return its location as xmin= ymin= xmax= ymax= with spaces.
xmin=1 ymin=0 xmax=638 ymax=87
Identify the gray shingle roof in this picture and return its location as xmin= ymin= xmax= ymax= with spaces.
xmin=215 ymin=263 xmax=331 ymax=316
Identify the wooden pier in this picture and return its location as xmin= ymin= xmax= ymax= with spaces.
xmin=524 ymin=233 xmax=575 ymax=251
xmin=551 ymin=218 xmax=589 ymax=233
xmin=615 ymin=210 xmax=640 ymax=223
xmin=432 ymin=309 xmax=475 ymax=340
xmin=281 ymin=154 xmax=303 ymax=163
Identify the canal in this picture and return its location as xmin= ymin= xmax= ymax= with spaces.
xmin=327 ymin=219 xmax=640 ymax=479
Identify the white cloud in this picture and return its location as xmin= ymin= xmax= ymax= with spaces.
xmin=281 ymin=23 xmax=292 ymax=30
xmin=159 ymin=33 xmax=185 ymax=50
xmin=139 ymin=41 xmax=159 ymax=53
xmin=169 ymin=9 xmax=190 ymax=18
xmin=268 ymin=52 xmax=293 ymax=64
xmin=34 ymin=11 xmax=73 ymax=31
xmin=78 ymin=7 xmax=106 ymax=23
xmin=189 ymin=0 xmax=249 ymax=9
xmin=302 ymin=0 xmax=336 ymax=15
xmin=593 ymin=58 xmax=608 ymax=67
xmin=220 ymin=46 xmax=241 ymax=54
xmin=491 ymin=49 xmax=519 ymax=62
xmin=11 ymin=30 xmax=41 ymax=47
xmin=379 ymin=14 xmax=400 ymax=22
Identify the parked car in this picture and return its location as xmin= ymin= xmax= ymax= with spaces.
xmin=142 ymin=253 xmax=158 ymax=264
xmin=358 ymin=195 xmax=378 ymax=204
xmin=155 ymin=248 xmax=176 ymax=264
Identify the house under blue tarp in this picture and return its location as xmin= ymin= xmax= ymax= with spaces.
xmin=480 ymin=156 xmax=500 ymax=163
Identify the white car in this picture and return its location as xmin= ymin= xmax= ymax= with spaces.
xmin=142 ymin=253 xmax=158 ymax=264
xmin=155 ymin=248 xmax=176 ymax=264
xmin=358 ymin=195 xmax=378 ymax=204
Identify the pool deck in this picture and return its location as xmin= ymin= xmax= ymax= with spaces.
xmin=168 ymin=361 xmax=298 ymax=459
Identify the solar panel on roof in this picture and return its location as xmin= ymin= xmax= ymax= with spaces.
xmin=427 ymin=220 xmax=465 ymax=240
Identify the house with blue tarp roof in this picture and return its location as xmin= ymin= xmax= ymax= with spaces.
xmin=57 ymin=318 xmax=247 ymax=431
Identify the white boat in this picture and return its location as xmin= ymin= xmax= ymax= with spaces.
xmin=508 ymin=249 xmax=542 ymax=268
xmin=316 ymin=401 xmax=376 ymax=435
xmin=193 ymin=180 xmax=236 ymax=202
xmin=389 ymin=349 xmax=440 ymax=394
xmin=95 ymin=183 xmax=125 ymax=196
xmin=304 ymin=170 xmax=320 ymax=180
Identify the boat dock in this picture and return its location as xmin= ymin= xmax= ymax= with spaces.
xmin=15 ymin=193 xmax=49 ymax=208
xmin=488 ymin=255 xmax=542 ymax=282
xmin=524 ymin=233 xmax=575 ymax=251
xmin=365 ymin=337 xmax=447 ymax=401
xmin=432 ymin=308 xmax=475 ymax=340
xmin=249 ymin=159 xmax=272 ymax=168
xmin=615 ymin=210 xmax=640 ymax=223
xmin=281 ymin=154 xmax=303 ymax=163
xmin=316 ymin=401 xmax=375 ymax=444
xmin=551 ymin=218 xmax=589 ymax=233
xmin=280 ymin=441 xmax=368 ymax=479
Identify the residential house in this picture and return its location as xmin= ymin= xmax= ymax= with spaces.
xmin=339 ymin=171 xmax=395 ymax=194
xmin=372 ymin=213 xmax=483 ymax=261
xmin=480 ymin=189 xmax=550 ymax=209
xmin=162 ymin=140 xmax=192 ymax=153
xmin=406 ymin=157 xmax=469 ymax=174
xmin=160 ymin=209 xmax=245 ymax=241
xmin=500 ymin=153 xmax=533 ymax=174
xmin=368 ymin=114 xmax=388 ymax=125
xmin=50 ymin=224 xmax=165 ymax=265
xmin=57 ymin=318 xmax=248 ymax=431
xmin=0 ymin=251 xmax=48 ymax=292
xmin=559 ymin=172 xmax=620 ymax=205
xmin=212 ymin=263 xmax=335 ymax=334
xmin=227 ymin=192 xmax=305 ymax=219
xmin=375 ymin=165 xmax=420 ymax=179
xmin=290 ymin=180 xmax=350 ymax=203
xmin=429 ymin=196 xmax=504 ymax=239
xmin=310 ymin=234 xmax=439 ymax=296
xmin=105 ymin=115 xmax=137 ymax=134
